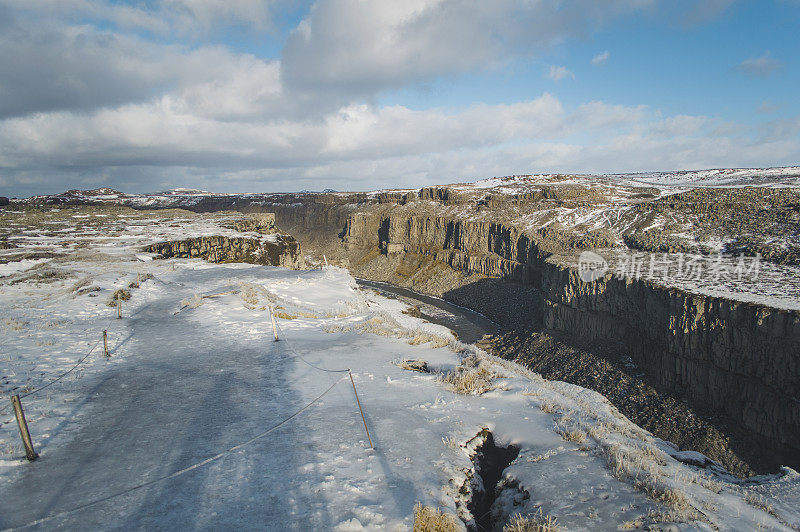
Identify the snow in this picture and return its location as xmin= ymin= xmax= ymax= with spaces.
xmin=0 ymin=259 xmax=49 ymax=278
xmin=461 ymin=167 xmax=800 ymax=193
xmin=601 ymin=250 xmax=800 ymax=311
xmin=606 ymin=167 xmax=800 ymax=188
xmin=1 ymin=213 xmax=799 ymax=530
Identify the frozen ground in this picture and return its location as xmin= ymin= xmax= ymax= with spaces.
xmin=1 ymin=214 xmax=799 ymax=530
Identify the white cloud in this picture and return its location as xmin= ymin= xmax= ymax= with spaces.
xmin=591 ymin=51 xmax=610 ymax=66
xmin=3 ymin=89 xmax=797 ymax=196
xmin=738 ymin=51 xmax=781 ymax=78
xmin=0 ymin=0 xmax=795 ymax=197
xmin=547 ymin=65 xmax=575 ymax=82
xmin=281 ymin=0 xmax=655 ymax=93
xmin=0 ymin=0 xmax=277 ymax=36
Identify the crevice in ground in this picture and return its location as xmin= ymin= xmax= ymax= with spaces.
xmin=460 ymin=428 xmax=521 ymax=532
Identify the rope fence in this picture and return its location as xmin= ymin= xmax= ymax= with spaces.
xmin=1 ymin=376 xmax=347 ymax=532
xmin=273 ymin=319 xmax=350 ymax=374
xmin=273 ymin=317 xmax=373 ymax=447
xmin=2 ymin=278 xmax=376 ymax=528
xmin=0 ymin=315 xmax=116 ymax=418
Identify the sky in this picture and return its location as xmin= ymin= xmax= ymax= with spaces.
xmin=0 ymin=0 xmax=799 ymax=197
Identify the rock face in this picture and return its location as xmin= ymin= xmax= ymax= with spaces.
xmin=232 ymin=212 xmax=275 ymax=233
xmin=339 ymin=210 xmax=800 ymax=469
xmin=144 ymin=235 xmax=304 ymax=269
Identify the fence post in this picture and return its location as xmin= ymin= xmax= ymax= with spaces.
xmin=349 ymin=370 xmax=373 ymax=449
xmin=116 ymin=297 xmax=121 ymax=319
xmin=323 ymin=255 xmax=328 ymax=268
xmin=103 ymin=330 xmax=110 ymax=357
xmin=269 ymin=306 xmax=279 ymax=342
xmin=11 ymin=395 xmax=38 ymax=461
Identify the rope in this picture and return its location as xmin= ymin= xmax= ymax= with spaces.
xmin=0 ymin=315 xmax=117 ymax=418
xmin=272 ymin=317 xmax=373 ymax=449
xmin=273 ymin=320 xmax=350 ymax=374
xmin=2 ymin=376 xmax=346 ymax=532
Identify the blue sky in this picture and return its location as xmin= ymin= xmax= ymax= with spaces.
xmin=0 ymin=0 xmax=798 ymax=196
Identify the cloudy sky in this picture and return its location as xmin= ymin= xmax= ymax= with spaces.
xmin=1 ymin=0 xmax=798 ymax=197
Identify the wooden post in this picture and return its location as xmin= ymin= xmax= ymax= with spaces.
xmin=103 ymin=330 xmax=109 ymax=357
xmin=11 ymin=395 xmax=38 ymax=461
xmin=269 ymin=306 xmax=279 ymax=342
xmin=136 ymin=272 xmax=141 ymax=286
xmin=323 ymin=255 xmax=328 ymax=268
xmin=349 ymin=370 xmax=373 ymax=449
xmin=116 ymin=297 xmax=121 ymax=319
xmin=172 ymin=262 xmax=175 ymax=271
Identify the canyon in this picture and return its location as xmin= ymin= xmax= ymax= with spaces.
xmin=16 ymin=170 xmax=800 ymax=476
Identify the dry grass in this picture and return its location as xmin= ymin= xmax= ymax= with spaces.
xmin=240 ymin=284 xmax=261 ymax=308
xmin=441 ymin=436 xmax=460 ymax=449
xmin=238 ymin=282 xmax=277 ymax=310
xmin=3 ymin=317 xmax=28 ymax=331
xmin=106 ymin=289 xmax=131 ymax=306
xmin=127 ymin=273 xmax=154 ymax=289
xmin=325 ymin=314 xmax=405 ymax=339
xmin=8 ymin=267 xmax=70 ymax=285
xmin=398 ymin=359 xmax=430 ymax=373
xmin=412 ymin=503 xmax=460 ymax=532
xmin=75 ymin=285 xmax=100 ymax=296
xmin=560 ymin=429 xmax=587 ymax=444
xmin=619 ymin=518 xmax=643 ymax=529
xmin=635 ymin=477 xmax=696 ymax=518
xmin=744 ymin=492 xmax=781 ymax=521
xmin=440 ymin=353 xmax=498 ymax=395
xmin=408 ymin=332 xmax=452 ymax=348
xmin=503 ymin=510 xmax=559 ymax=531
xmin=539 ymin=401 xmax=558 ymax=414
xmin=180 ymin=294 xmax=204 ymax=309
xmin=70 ymin=277 xmax=92 ymax=292
xmin=526 ymin=449 xmax=558 ymax=463
xmin=597 ymin=442 xmax=698 ymax=521
xmin=324 ymin=312 xmax=464 ymax=352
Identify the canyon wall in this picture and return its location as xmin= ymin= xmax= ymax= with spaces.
xmin=338 ymin=209 xmax=800 ymax=466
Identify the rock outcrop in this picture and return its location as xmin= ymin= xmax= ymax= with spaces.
xmin=144 ymin=235 xmax=304 ymax=269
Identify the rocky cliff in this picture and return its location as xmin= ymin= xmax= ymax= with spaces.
xmin=144 ymin=235 xmax=304 ymax=269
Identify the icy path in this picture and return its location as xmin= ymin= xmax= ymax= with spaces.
xmin=1 ymin=266 xmax=435 ymax=529
xmin=1 ymin=263 xmax=798 ymax=530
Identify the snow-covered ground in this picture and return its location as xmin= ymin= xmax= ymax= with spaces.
xmin=0 ymin=228 xmax=797 ymax=530
xmin=462 ymin=167 xmax=800 ymax=194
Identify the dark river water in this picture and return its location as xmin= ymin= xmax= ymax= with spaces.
xmin=355 ymin=278 xmax=499 ymax=344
